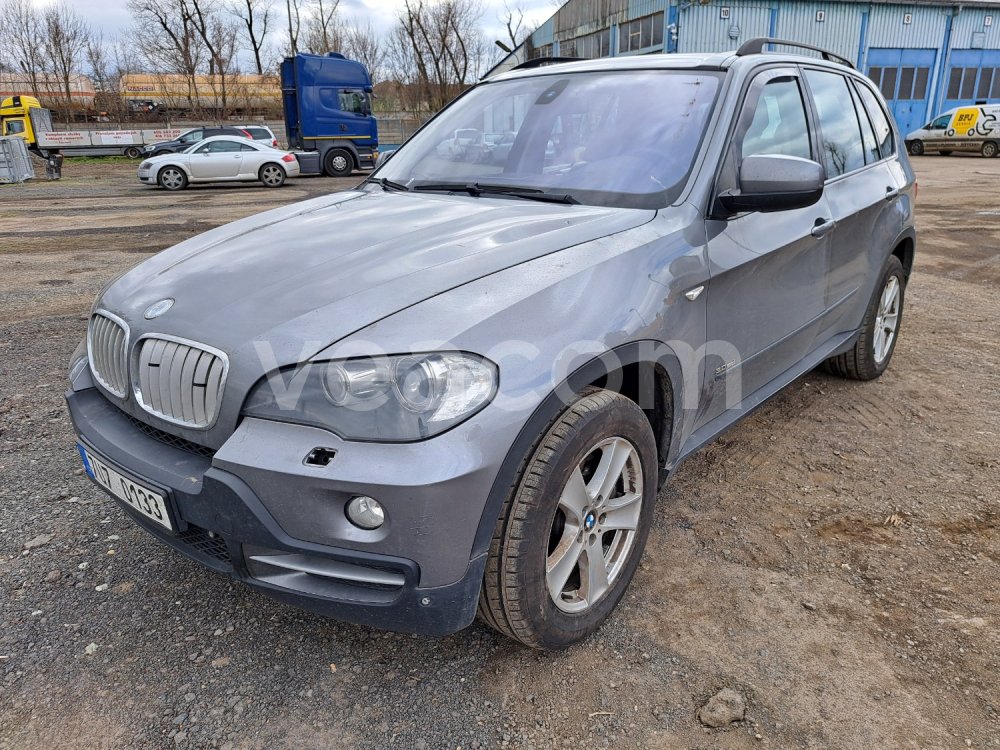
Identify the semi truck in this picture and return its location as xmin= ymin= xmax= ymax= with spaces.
xmin=0 ymin=95 xmax=183 ymax=158
xmin=280 ymin=52 xmax=378 ymax=176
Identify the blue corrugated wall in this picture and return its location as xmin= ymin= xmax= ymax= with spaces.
xmin=506 ymin=0 xmax=1000 ymax=132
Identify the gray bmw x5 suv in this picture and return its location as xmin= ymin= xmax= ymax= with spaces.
xmin=68 ymin=39 xmax=915 ymax=649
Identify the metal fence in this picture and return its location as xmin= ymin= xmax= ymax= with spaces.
xmin=0 ymin=136 xmax=35 ymax=184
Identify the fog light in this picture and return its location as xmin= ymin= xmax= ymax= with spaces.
xmin=346 ymin=496 xmax=385 ymax=530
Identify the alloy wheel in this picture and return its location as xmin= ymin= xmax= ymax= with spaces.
xmin=546 ymin=437 xmax=643 ymax=614
xmin=261 ymin=165 xmax=284 ymax=186
xmin=873 ymin=275 xmax=900 ymax=364
xmin=160 ymin=168 xmax=184 ymax=190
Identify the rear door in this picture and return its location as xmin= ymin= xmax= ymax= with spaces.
xmin=801 ymin=68 xmax=903 ymax=339
xmin=700 ymin=67 xmax=833 ymax=426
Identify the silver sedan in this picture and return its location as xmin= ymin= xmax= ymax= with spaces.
xmin=137 ymin=136 xmax=301 ymax=191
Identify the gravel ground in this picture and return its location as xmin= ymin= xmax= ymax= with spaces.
xmin=0 ymin=156 xmax=998 ymax=750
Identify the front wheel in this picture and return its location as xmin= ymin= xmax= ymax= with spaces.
xmin=982 ymin=141 xmax=998 ymax=158
xmin=323 ymin=148 xmax=353 ymax=177
xmin=478 ymin=388 xmax=658 ymax=649
xmin=824 ymin=254 xmax=905 ymax=380
xmin=259 ymin=163 xmax=286 ymax=188
xmin=907 ymin=140 xmax=924 ymax=156
xmin=157 ymin=166 xmax=187 ymax=191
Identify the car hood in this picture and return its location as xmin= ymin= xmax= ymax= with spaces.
xmin=99 ymin=189 xmax=655 ymax=367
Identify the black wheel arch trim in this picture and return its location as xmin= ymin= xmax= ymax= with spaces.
xmin=471 ymin=340 xmax=687 ymax=559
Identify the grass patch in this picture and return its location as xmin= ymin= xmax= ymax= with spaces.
xmin=63 ymin=155 xmax=136 ymax=164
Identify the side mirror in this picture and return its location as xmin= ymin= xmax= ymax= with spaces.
xmin=719 ymin=154 xmax=824 ymax=213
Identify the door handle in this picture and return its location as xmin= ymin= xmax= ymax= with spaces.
xmin=810 ymin=218 xmax=836 ymax=239
xmin=885 ymin=186 xmax=899 ymax=201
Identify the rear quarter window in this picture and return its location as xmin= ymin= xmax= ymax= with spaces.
xmin=854 ymin=82 xmax=895 ymax=158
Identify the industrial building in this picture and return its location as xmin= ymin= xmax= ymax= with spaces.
xmin=490 ymin=0 xmax=1000 ymax=134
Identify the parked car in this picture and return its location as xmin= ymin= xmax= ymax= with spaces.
xmin=68 ymin=39 xmax=915 ymax=649
xmin=237 ymin=124 xmax=280 ymax=148
xmin=137 ymin=136 xmax=300 ymax=190
xmin=905 ymin=103 xmax=1000 ymax=157
xmin=141 ymin=126 xmax=252 ymax=157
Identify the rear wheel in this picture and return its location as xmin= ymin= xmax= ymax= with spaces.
xmin=478 ymin=388 xmax=658 ymax=649
xmin=157 ymin=166 xmax=187 ymax=191
xmin=124 ymin=146 xmax=141 ymax=159
xmin=907 ymin=140 xmax=924 ymax=156
xmin=324 ymin=148 xmax=354 ymax=177
xmin=259 ymin=163 xmax=286 ymax=188
xmin=824 ymin=255 xmax=905 ymax=381
xmin=981 ymin=141 xmax=998 ymax=158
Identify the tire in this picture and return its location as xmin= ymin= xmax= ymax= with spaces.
xmin=478 ymin=388 xmax=658 ymax=649
xmin=824 ymin=255 xmax=905 ymax=381
xmin=124 ymin=146 xmax=141 ymax=159
xmin=981 ymin=141 xmax=998 ymax=158
xmin=157 ymin=166 xmax=188 ymax=191
xmin=323 ymin=148 xmax=354 ymax=177
xmin=907 ymin=140 xmax=924 ymax=156
xmin=259 ymin=162 xmax=286 ymax=188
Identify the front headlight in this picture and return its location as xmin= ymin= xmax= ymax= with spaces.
xmin=242 ymin=352 xmax=498 ymax=442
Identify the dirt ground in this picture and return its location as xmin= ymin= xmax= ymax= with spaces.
xmin=0 ymin=156 xmax=997 ymax=750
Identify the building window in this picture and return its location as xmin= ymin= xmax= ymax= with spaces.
xmin=619 ymin=12 xmax=665 ymax=54
xmin=977 ymin=68 xmax=994 ymax=99
xmin=529 ymin=43 xmax=553 ymax=60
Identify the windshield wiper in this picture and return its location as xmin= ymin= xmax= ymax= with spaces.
xmin=412 ymin=182 xmax=578 ymax=204
xmin=365 ymin=176 xmax=410 ymax=192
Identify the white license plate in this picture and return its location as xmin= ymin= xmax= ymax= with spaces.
xmin=78 ymin=444 xmax=174 ymax=532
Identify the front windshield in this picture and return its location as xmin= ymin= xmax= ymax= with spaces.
xmin=376 ymin=70 xmax=722 ymax=209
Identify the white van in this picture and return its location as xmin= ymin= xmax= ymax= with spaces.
xmin=905 ymin=104 xmax=1000 ymax=157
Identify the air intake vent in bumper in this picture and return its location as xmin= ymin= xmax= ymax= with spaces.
xmin=88 ymin=312 xmax=129 ymax=398
xmin=134 ymin=336 xmax=228 ymax=429
xmin=245 ymin=547 xmax=407 ymax=604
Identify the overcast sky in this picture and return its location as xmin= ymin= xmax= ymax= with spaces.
xmin=33 ymin=0 xmax=556 ymax=58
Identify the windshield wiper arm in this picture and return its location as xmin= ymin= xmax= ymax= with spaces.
xmin=365 ymin=176 xmax=410 ymax=192
xmin=412 ymin=182 xmax=578 ymax=204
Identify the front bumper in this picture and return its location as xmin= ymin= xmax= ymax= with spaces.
xmin=66 ymin=386 xmax=489 ymax=636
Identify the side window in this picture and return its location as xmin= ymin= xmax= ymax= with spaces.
xmin=740 ymin=78 xmax=812 ymax=160
xmin=849 ymin=81 xmax=880 ymax=164
xmin=180 ymin=130 xmax=203 ymax=143
xmin=855 ymin=82 xmax=895 ymax=158
xmin=929 ymin=114 xmax=950 ymax=130
xmin=193 ymin=142 xmax=212 ymax=154
xmin=804 ymin=69 xmax=866 ymax=177
xmin=240 ymin=143 xmax=257 ymax=152
xmin=5 ymin=120 xmax=26 ymax=135
xmin=208 ymin=140 xmax=243 ymax=153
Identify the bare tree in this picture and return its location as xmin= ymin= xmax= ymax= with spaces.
xmin=185 ymin=0 xmax=241 ymax=117
xmin=285 ymin=0 xmax=302 ymax=56
xmin=343 ymin=21 xmax=385 ymax=84
xmin=0 ymin=0 xmax=48 ymax=97
xmin=500 ymin=0 xmax=526 ymax=51
xmin=128 ymin=0 xmax=206 ymax=112
xmin=389 ymin=0 xmax=488 ymax=112
xmin=230 ymin=0 xmax=272 ymax=74
xmin=42 ymin=2 xmax=90 ymax=120
xmin=302 ymin=0 xmax=341 ymax=54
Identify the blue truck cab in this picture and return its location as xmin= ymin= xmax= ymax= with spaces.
xmin=280 ymin=52 xmax=378 ymax=177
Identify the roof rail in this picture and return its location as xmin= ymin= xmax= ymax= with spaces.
xmin=735 ymin=38 xmax=855 ymax=69
xmin=512 ymin=56 xmax=585 ymax=71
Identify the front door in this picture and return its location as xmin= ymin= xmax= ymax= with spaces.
xmin=189 ymin=139 xmax=244 ymax=179
xmin=700 ymin=68 xmax=831 ymax=427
